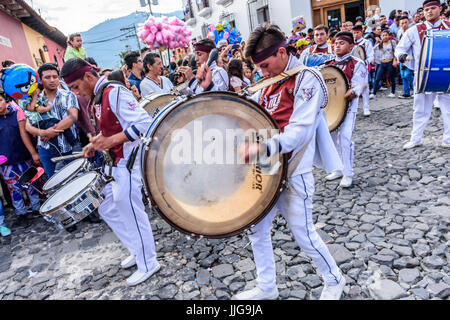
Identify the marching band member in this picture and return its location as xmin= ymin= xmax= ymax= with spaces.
xmin=352 ymin=25 xmax=374 ymax=117
xmin=140 ymin=53 xmax=174 ymax=97
xmin=395 ymin=0 xmax=450 ymax=150
xmin=178 ymin=38 xmax=229 ymax=94
xmin=324 ymin=31 xmax=368 ymax=188
xmin=299 ymin=25 xmax=334 ymax=66
xmin=60 ymin=58 xmax=160 ymax=286
xmin=232 ymin=25 xmax=346 ymax=300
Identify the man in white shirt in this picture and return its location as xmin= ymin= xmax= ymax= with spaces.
xmin=395 ymin=0 xmax=450 ymax=149
xmin=352 ymin=25 xmax=374 ymax=116
xmin=397 ymin=16 xmax=415 ymax=99
xmin=140 ymin=53 xmax=174 ymax=97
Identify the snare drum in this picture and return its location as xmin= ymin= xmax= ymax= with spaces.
xmin=40 ymin=172 xmax=107 ymax=229
xmin=139 ymin=93 xmax=178 ymax=118
xmin=43 ymin=158 xmax=91 ymax=194
xmin=417 ymin=29 xmax=450 ymax=94
xmin=318 ymin=65 xmax=350 ymax=132
xmin=141 ymin=92 xmax=287 ymax=238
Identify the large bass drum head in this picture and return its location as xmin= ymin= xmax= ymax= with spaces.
xmin=142 ymin=92 xmax=287 ymax=238
xmin=140 ymin=93 xmax=177 ymax=118
xmin=320 ymin=66 xmax=350 ymax=132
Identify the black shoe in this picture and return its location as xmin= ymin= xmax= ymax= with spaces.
xmin=87 ymin=213 xmax=101 ymax=224
xmin=17 ymin=214 xmax=31 ymax=228
xmin=65 ymin=225 xmax=77 ymax=233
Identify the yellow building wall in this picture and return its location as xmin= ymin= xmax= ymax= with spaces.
xmin=21 ymin=23 xmax=50 ymax=69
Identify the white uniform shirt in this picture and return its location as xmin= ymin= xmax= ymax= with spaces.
xmin=140 ymin=76 xmax=174 ymax=97
xmin=395 ymin=20 xmax=450 ymax=72
xmin=187 ymin=61 xmax=229 ymax=94
xmin=94 ymin=76 xmax=152 ymax=167
xmin=250 ymin=55 xmax=342 ymax=176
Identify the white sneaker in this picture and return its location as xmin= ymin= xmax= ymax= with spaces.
xmin=126 ymin=264 xmax=160 ymax=286
xmin=232 ymin=286 xmax=279 ymax=300
xmin=380 ymin=87 xmax=388 ymax=91
xmin=403 ymin=141 xmax=422 ymax=150
xmin=325 ymin=171 xmax=343 ymax=181
xmin=320 ymin=276 xmax=346 ymax=300
xmin=363 ymin=110 xmax=371 ymax=116
xmin=121 ymin=255 xmax=136 ymax=269
xmin=442 ymin=142 xmax=450 ymax=148
xmin=369 ymin=94 xmax=375 ymax=99
xmin=339 ymin=176 xmax=353 ymax=188
xmin=388 ymin=93 xmax=396 ymax=98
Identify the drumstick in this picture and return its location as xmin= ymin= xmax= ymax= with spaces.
xmin=51 ymin=153 xmax=84 ymax=163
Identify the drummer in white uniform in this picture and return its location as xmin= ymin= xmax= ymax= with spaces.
xmin=178 ymin=38 xmax=229 ymax=94
xmin=231 ymin=25 xmax=346 ymax=300
xmin=352 ymin=25 xmax=374 ymax=117
xmin=395 ymin=0 xmax=450 ymax=149
xmin=140 ymin=53 xmax=174 ymax=97
xmin=60 ymin=58 xmax=160 ymax=287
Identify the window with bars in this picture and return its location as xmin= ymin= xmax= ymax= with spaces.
xmin=196 ymin=0 xmax=210 ymax=11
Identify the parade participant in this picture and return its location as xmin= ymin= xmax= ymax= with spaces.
xmin=0 ymin=90 xmax=41 ymax=229
xmin=64 ymin=33 xmax=87 ymax=61
xmin=352 ymin=25 xmax=374 ymax=116
xmin=299 ymin=25 xmax=334 ymax=67
xmin=396 ymin=0 xmax=450 ymax=149
xmin=324 ymin=31 xmax=368 ymax=188
xmin=124 ymin=51 xmax=145 ymax=94
xmin=232 ymin=24 xmax=345 ymax=300
xmin=178 ymin=38 xmax=229 ymax=94
xmin=343 ymin=21 xmax=354 ymax=31
xmin=140 ymin=53 xmax=174 ymax=97
xmin=60 ymin=58 xmax=160 ymax=286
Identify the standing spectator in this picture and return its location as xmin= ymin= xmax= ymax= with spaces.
xmin=227 ymin=59 xmax=248 ymax=92
xmin=373 ymin=30 xmax=399 ymax=98
xmin=242 ymin=59 xmax=255 ymax=85
xmin=397 ymin=16 xmax=414 ymax=99
xmin=0 ymin=90 xmax=41 ymax=230
xmin=108 ymin=70 xmax=141 ymax=101
xmin=124 ymin=51 xmax=145 ymax=94
xmin=387 ymin=10 xmax=397 ymax=26
xmin=390 ymin=17 xmax=402 ymax=37
xmin=140 ymin=53 xmax=174 ymax=97
xmin=64 ymin=33 xmax=87 ymax=61
xmin=373 ymin=7 xmax=381 ymax=20
xmin=25 ymin=63 xmax=80 ymax=178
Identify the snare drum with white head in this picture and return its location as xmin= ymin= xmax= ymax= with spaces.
xmin=40 ymin=172 xmax=107 ymax=229
xmin=139 ymin=92 xmax=178 ymax=119
xmin=141 ymin=92 xmax=287 ymax=239
xmin=43 ymin=158 xmax=91 ymax=194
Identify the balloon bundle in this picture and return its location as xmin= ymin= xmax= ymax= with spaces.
xmin=138 ymin=16 xmax=192 ymax=50
xmin=292 ymin=16 xmax=307 ymax=33
xmin=207 ymin=21 xmax=242 ymax=45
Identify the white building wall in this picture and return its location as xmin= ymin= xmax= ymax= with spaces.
xmin=379 ymin=0 xmax=423 ymax=17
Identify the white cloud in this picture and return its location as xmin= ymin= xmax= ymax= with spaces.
xmin=24 ymin=0 xmax=183 ymax=35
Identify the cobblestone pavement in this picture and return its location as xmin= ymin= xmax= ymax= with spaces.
xmin=0 ymin=92 xmax=449 ymax=300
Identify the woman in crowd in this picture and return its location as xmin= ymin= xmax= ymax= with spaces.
xmin=373 ymin=29 xmax=398 ymax=98
xmin=227 ymin=58 xmax=248 ymax=92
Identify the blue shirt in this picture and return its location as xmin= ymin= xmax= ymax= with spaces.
xmin=128 ymin=72 xmax=145 ymax=94
xmin=389 ymin=23 xmax=401 ymax=37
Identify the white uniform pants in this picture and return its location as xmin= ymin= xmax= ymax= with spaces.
xmin=331 ymin=111 xmax=357 ymax=178
xmin=248 ymin=172 xmax=341 ymax=291
xmin=411 ymin=93 xmax=450 ymax=145
xmin=360 ymin=72 xmax=370 ymax=113
xmin=98 ymin=165 xmax=158 ymax=273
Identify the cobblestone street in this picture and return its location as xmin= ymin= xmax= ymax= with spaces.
xmin=0 ymin=91 xmax=449 ymax=300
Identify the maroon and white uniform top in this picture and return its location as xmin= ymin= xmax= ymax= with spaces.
xmin=395 ymin=19 xmax=450 ymax=72
xmin=91 ymin=76 xmax=152 ymax=166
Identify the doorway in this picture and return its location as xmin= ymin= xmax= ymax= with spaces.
xmin=326 ymin=6 xmax=342 ymax=28
xmin=345 ymin=0 xmax=365 ymax=23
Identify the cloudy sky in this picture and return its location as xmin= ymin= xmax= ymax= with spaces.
xmin=24 ymin=0 xmax=184 ymax=34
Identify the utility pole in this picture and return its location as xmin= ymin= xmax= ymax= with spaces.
xmin=120 ymin=25 xmax=142 ymax=58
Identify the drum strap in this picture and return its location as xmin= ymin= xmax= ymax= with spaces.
xmin=246 ymin=65 xmax=309 ymax=94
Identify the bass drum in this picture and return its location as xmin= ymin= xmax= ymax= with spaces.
xmin=318 ymin=65 xmax=350 ymax=132
xmin=139 ymin=92 xmax=177 ymax=118
xmin=141 ymin=92 xmax=287 ymax=239
xmin=352 ymin=45 xmax=367 ymax=63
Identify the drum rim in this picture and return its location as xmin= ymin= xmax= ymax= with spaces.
xmin=417 ymin=30 xmax=432 ymax=93
xmin=354 ymin=45 xmax=367 ymax=62
xmin=318 ymin=65 xmax=350 ymax=132
xmin=141 ymin=91 xmax=288 ymax=238
xmin=40 ymin=172 xmax=101 ymax=215
xmin=43 ymin=158 xmax=87 ymax=192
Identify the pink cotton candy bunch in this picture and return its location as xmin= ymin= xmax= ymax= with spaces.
xmin=138 ymin=16 xmax=192 ymax=50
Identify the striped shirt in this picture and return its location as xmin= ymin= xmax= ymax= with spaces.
xmin=36 ymin=88 xmax=80 ymax=153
